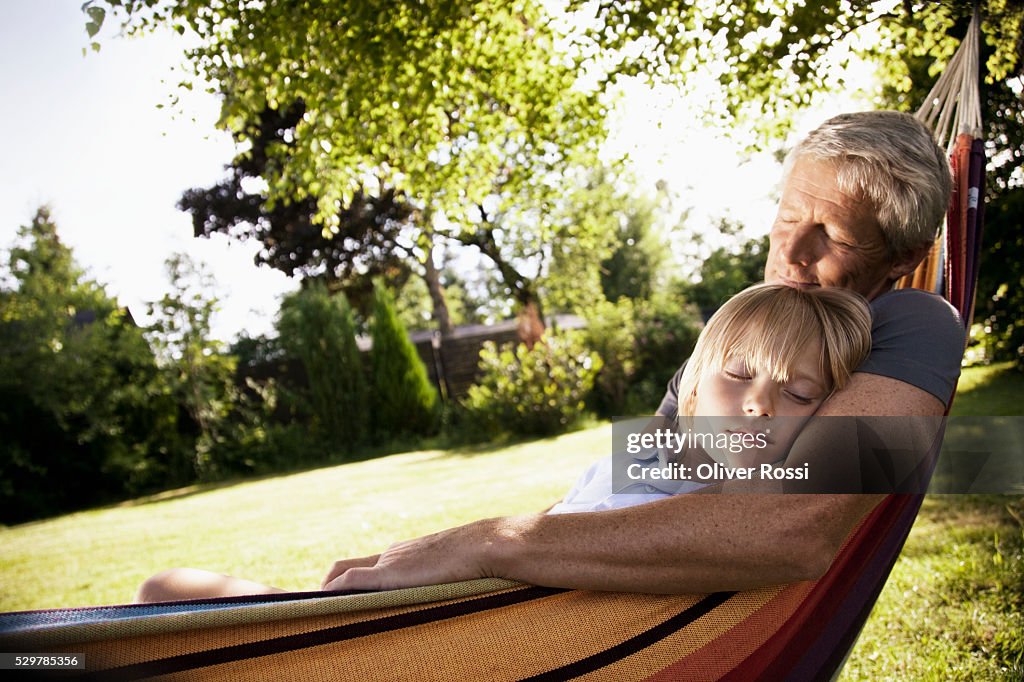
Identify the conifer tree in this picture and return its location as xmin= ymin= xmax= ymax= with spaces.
xmin=369 ymin=283 xmax=439 ymax=438
xmin=278 ymin=283 xmax=368 ymax=452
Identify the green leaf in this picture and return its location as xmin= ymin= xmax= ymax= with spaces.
xmin=85 ymin=6 xmax=105 ymax=38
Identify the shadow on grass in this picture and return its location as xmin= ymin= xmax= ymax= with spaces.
xmin=112 ymin=432 xmax=546 ymax=510
xmin=424 ymin=417 xmax=608 ymax=461
xmin=114 ymin=472 xmax=303 ymax=509
xmin=430 ymin=437 xmax=526 ymax=459
xmin=67 ymin=418 xmax=609 ymax=516
xmin=910 ymin=495 xmax=1024 ymax=550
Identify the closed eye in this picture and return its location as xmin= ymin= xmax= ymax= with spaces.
xmin=824 ymin=228 xmax=857 ymax=248
xmin=723 ymin=370 xmax=751 ymax=381
xmin=784 ymin=390 xmax=815 ymax=405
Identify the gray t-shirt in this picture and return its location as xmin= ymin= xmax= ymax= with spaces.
xmin=656 ymin=288 xmax=965 ymax=418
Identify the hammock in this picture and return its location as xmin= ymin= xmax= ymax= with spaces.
xmin=896 ymin=6 xmax=986 ymax=323
xmin=0 ymin=15 xmax=988 ymax=682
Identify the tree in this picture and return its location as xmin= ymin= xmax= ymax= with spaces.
xmin=89 ymin=0 xmax=607 ymax=338
xmin=573 ymin=1 xmax=1022 ymax=140
xmin=178 ymin=103 xmax=434 ymax=321
xmin=145 ymin=253 xmax=243 ymax=478
xmin=679 ymin=228 xmax=770 ymax=312
xmin=278 ymin=283 xmax=368 ymax=452
xmin=393 ymin=264 xmax=484 ymax=333
xmin=870 ymin=4 xmax=1024 ymax=368
xmin=369 ymin=284 xmax=440 ymax=438
xmin=532 ymin=168 xmax=660 ymax=314
xmin=972 ymin=187 xmax=1024 ymax=366
xmin=598 ymin=191 xmax=672 ymax=303
xmin=0 ymin=208 xmax=176 ymax=522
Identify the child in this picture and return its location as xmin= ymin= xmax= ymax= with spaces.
xmin=136 ymin=283 xmax=871 ymax=600
xmin=547 ymin=282 xmax=872 ymax=513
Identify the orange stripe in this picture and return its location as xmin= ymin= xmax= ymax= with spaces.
xmin=64 ymin=586 xmax=536 ymax=670
xmin=643 ymin=582 xmax=814 ymax=680
xmin=95 ymin=592 xmax=714 ymax=681
xmin=571 ymin=588 xmax=791 ymax=681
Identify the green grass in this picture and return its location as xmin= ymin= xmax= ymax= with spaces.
xmin=949 ymin=361 xmax=1024 ymax=416
xmin=0 ymin=426 xmax=607 ymax=611
xmin=1 ymin=363 xmax=1021 ymax=678
xmin=840 ymin=495 xmax=1023 ymax=680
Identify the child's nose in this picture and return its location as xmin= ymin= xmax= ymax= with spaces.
xmin=743 ymin=384 xmax=775 ymax=417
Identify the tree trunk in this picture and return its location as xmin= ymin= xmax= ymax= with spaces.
xmin=458 ymin=220 xmax=547 ymax=346
xmin=516 ymin=299 xmax=545 ymax=349
xmin=422 ymin=240 xmax=454 ymax=338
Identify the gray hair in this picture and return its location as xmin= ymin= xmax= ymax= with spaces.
xmin=783 ymin=111 xmax=952 ymax=260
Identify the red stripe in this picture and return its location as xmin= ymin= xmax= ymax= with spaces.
xmin=719 ymin=495 xmax=919 ymax=681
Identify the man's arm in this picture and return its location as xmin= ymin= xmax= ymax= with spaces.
xmin=780 ymin=373 xmax=948 ymax=492
xmin=324 ymin=492 xmax=874 ymax=593
xmin=817 ymin=372 xmax=946 ymax=417
xmin=323 ymin=372 xmax=944 ymax=594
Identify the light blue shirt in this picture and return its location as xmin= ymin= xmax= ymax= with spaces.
xmin=547 ymin=447 xmax=705 ymax=515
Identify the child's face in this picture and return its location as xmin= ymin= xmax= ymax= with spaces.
xmin=692 ymin=340 xmax=830 ymax=468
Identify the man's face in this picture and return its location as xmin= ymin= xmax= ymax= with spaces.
xmin=764 ymin=157 xmax=915 ymax=300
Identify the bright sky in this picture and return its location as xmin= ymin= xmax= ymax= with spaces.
xmin=0 ymin=1 xmax=295 ymax=341
xmin=0 ymin=2 xmax=875 ymax=342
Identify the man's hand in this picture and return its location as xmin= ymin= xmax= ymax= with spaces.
xmin=321 ymin=517 xmax=508 ymax=592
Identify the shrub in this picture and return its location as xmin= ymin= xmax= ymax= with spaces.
xmin=463 ymin=329 xmax=602 ymax=436
xmin=0 ymin=212 xmax=190 ymax=522
xmin=584 ymin=293 xmax=702 ymax=416
xmin=584 ymin=297 xmax=637 ymax=416
xmin=628 ymin=292 xmax=702 ymax=413
xmin=145 ymin=254 xmax=252 ymax=482
xmin=369 ymin=284 xmax=440 ymax=438
xmin=278 ymin=283 xmax=368 ymax=454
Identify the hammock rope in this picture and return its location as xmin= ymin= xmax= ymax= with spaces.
xmin=898 ymin=6 xmax=986 ymax=330
xmin=916 ymin=8 xmax=984 ymax=150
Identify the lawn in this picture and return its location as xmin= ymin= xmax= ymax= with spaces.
xmin=0 ymin=427 xmax=606 ymax=611
xmin=0 ymin=363 xmax=1021 ymax=678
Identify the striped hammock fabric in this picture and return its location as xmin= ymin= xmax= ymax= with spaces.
xmin=0 ymin=496 xmax=919 ymax=681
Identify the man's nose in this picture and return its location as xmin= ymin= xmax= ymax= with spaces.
xmin=778 ymin=224 xmax=818 ymax=266
xmin=743 ymin=383 xmax=775 ymax=417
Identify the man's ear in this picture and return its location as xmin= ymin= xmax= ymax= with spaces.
xmin=887 ymin=243 xmax=934 ymax=281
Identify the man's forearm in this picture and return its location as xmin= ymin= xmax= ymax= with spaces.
xmin=485 ymin=492 xmax=883 ymax=593
xmin=322 ymin=492 xmax=882 ymax=594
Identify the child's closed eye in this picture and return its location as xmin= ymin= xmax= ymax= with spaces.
xmin=784 ymin=390 xmax=815 ymax=404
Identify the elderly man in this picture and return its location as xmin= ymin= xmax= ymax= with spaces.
xmin=317 ymin=110 xmax=963 ymax=595
xmin=137 ymin=111 xmax=964 ymax=601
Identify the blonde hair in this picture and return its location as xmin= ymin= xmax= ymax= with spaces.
xmin=677 ymin=284 xmax=872 ymax=418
